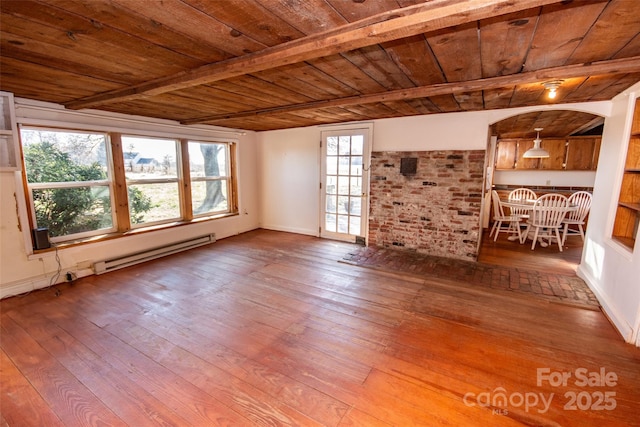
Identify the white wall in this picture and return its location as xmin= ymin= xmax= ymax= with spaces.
xmin=0 ymin=99 xmax=260 ymax=298
xmin=577 ymin=82 xmax=640 ymax=345
xmin=257 ymin=127 xmax=321 ymax=236
xmin=494 ymin=170 xmax=597 ymax=187
xmin=258 ymin=102 xmax=611 ymax=238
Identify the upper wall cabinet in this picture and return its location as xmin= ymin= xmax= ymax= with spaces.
xmin=0 ymin=92 xmax=20 ymax=171
xmin=612 ymin=97 xmax=640 ymax=250
xmin=495 ymin=136 xmax=601 ymax=170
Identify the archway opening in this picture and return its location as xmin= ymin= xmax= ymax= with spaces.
xmin=479 ymin=109 xmax=604 ymax=275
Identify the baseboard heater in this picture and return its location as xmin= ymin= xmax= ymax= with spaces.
xmin=93 ymin=233 xmax=216 ymax=275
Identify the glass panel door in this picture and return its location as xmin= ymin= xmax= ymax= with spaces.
xmin=320 ymin=128 xmax=370 ymax=242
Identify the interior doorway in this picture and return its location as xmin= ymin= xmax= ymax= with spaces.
xmin=479 ymin=110 xmax=604 ymax=273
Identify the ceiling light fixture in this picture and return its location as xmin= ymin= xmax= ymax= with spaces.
xmin=543 ymin=80 xmax=563 ymax=99
xmin=523 ymin=128 xmax=549 ymax=159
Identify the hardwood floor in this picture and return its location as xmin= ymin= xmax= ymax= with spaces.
xmin=478 ymin=229 xmax=583 ymax=276
xmin=2 ymin=229 xmax=639 ymax=426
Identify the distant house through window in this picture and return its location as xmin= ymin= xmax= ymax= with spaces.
xmin=20 ymin=126 xmax=238 ymax=246
xmin=122 ymin=135 xmax=181 ymax=227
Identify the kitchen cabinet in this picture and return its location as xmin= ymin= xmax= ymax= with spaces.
xmin=566 ymin=137 xmax=600 ymax=170
xmin=495 ymin=140 xmax=517 ymax=169
xmin=495 ymin=136 xmax=601 ymax=171
xmin=539 ymin=138 xmax=567 ymax=170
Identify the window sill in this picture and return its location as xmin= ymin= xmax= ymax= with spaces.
xmin=29 ymin=211 xmax=238 ymax=258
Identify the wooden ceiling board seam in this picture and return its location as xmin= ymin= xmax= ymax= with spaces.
xmin=454 ymin=91 xmax=484 ymax=111
xmin=410 ymin=97 xmax=444 ymax=114
xmin=166 ymin=88 xmax=263 ymax=114
xmin=426 ymin=21 xmax=483 ymax=83
xmin=478 ymin=8 xmax=540 ymax=77
xmin=287 ymin=62 xmax=363 ymax=98
xmin=203 ymin=80 xmax=299 ymax=110
xmin=297 ymin=106 xmax=361 ymax=122
xmin=563 ymin=75 xmax=618 ymax=102
xmin=253 ymin=0 xmax=348 ymax=36
xmin=613 ymin=32 xmax=640 ymax=59
xmin=584 ymin=73 xmax=640 ymax=101
xmin=482 ymin=86 xmax=516 ymax=110
xmin=250 ymin=64 xmax=345 ymax=101
xmin=326 ymin=0 xmax=401 ymax=23
xmin=183 ymin=0 xmax=306 ymax=47
xmin=210 ymin=75 xmax=317 ymax=106
xmin=107 ymin=0 xmax=268 ymax=57
xmin=6 ymin=0 xmax=205 ymax=75
xmin=523 ymin=0 xmax=607 ymax=71
xmin=380 ymin=35 xmax=447 ymax=87
xmin=0 ymin=58 xmax=118 ymax=101
xmin=307 ymin=55 xmax=388 ymax=94
xmin=567 ymin=0 xmax=640 ymax=65
xmin=247 ymin=71 xmax=323 ymax=102
xmin=230 ymin=73 xmax=316 ymax=102
xmin=382 ymin=100 xmax=427 ymax=117
xmin=428 ymin=94 xmax=464 ymax=113
xmin=42 ymin=0 xmax=232 ymax=63
xmin=0 ymin=12 xmax=193 ymax=80
xmin=0 ymin=38 xmax=140 ymax=86
xmin=339 ymin=46 xmax=416 ymax=90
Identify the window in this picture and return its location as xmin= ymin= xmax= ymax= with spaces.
xmin=20 ymin=126 xmax=238 ymax=246
xmin=122 ymin=136 xmax=181 ymax=227
xmin=188 ymin=141 xmax=230 ymax=217
xmin=21 ymin=128 xmax=115 ymax=242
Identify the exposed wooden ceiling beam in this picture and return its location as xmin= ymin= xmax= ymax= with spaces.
xmin=64 ymin=0 xmax=563 ymax=110
xmin=182 ymin=56 xmax=640 ymax=124
xmin=567 ymin=116 xmax=605 ymax=136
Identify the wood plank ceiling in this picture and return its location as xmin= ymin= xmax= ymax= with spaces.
xmin=1 ymin=0 xmax=640 ymax=135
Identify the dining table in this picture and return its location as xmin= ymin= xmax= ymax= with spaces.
xmin=500 ymin=197 xmax=578 ymax=245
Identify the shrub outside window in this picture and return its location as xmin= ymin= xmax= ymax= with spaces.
xmin=20 ymin=128 xmax=115 ymax=242
xmin=20 ymin=127 xmax=238 ymax=247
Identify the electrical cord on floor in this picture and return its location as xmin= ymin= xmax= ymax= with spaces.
xmin=19 ymin=243 xmax=63 ymax=298
xmin=47 ymin=243 xmax=62 ymax=296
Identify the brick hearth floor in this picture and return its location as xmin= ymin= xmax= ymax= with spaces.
xmin=341 ymin=246 xmax=600 ymax=309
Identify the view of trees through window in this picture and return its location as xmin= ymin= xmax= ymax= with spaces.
xmin=21 ymin=129 xmax=151 ymax=238
xmin=123 ymin=136 xmax=181 ymax=225
xmin=20 ymin=128 xmax=234 ymax=243
xmin=189 ymin=141 xmax=229 ymax=215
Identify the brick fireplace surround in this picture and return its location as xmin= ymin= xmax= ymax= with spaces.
xmin=368 ymin=150 xmax=485 ymax=261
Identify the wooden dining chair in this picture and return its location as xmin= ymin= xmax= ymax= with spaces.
xmin=490 ymin=190 xmax=522 ymax=242
xmin=561 ymin=191 xmax=592 ymax=245
xmin=508 ymin=188 xmax=537 ymax=219
xmin=521 ymin=193 xmax=568 ymax=251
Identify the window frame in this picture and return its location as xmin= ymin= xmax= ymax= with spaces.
xmin=187 ymin=140 xmax=234 ymax=219
xmin=20 ymin=126 xmax=117 ymax=243
xmin=19 ymin=125 xmax=239 ymax=249
xmin=121 ymin=134 xmax=183 ymax=229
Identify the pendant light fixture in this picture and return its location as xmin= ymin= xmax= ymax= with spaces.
xmin=523 ymin=128 xmax=549 ymax=159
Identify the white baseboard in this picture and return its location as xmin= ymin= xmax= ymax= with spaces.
xmin=261 ymin=224 xmax=318 ymax=237
xmin=576 ymin=264 xmax=635 ymax=344
xmin=0 ymin=267 xmax=94 ymax=300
